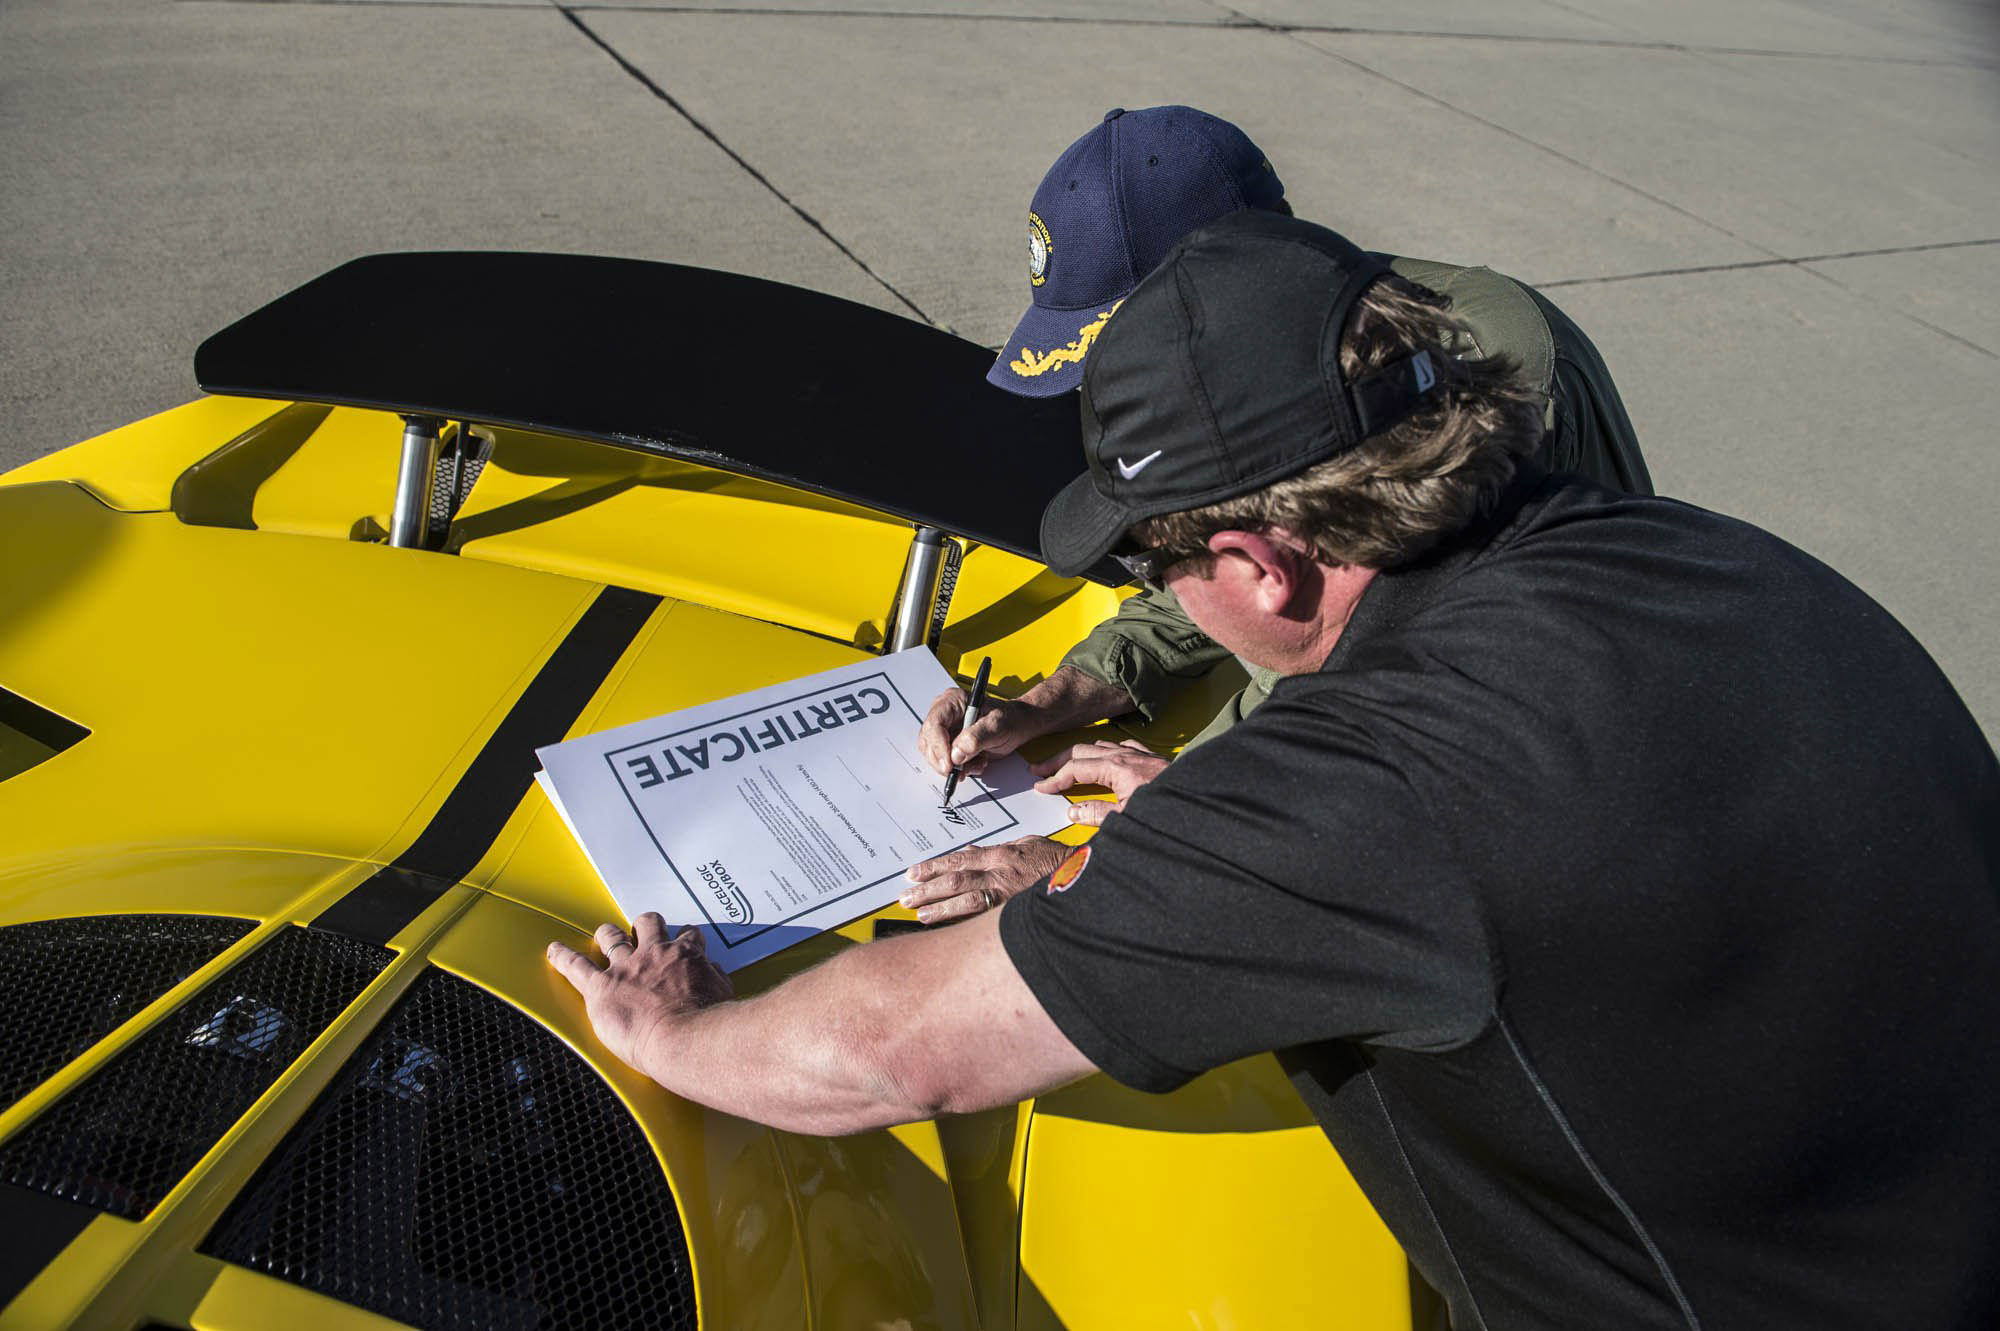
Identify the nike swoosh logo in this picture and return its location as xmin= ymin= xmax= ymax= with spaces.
xmin=1116 ymin=450 xmax=1164 ymax=480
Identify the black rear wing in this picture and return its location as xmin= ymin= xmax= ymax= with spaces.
xmin=194 ymin=252 xmax=1095 ymax=572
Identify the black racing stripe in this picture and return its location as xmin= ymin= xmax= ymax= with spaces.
xmin=314 ymin=586 xmax=659 ymax=945
xmin=311 ymin=866 xmax=459 ymax=948
xmin=0 ymin=686 xmax=88 ymax=754
xmin=0 ymin=1183 xmax=97 ymax=1311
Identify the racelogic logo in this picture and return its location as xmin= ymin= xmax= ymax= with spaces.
xmin=695 ymin=858 xmax=752 ymax=925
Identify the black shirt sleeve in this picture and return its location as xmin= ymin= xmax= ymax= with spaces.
xmin=999 ymin=684 xmax=1496 ymax=1092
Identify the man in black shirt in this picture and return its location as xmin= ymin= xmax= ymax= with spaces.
xmin=551 ymin=212 xmax=2000 ymax=1329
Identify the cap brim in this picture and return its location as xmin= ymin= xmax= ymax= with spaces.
xmin=1040 ymin=468 xmax=1136 ymax=578
xmin=986 ymin=297 xmax=1125 ymax=398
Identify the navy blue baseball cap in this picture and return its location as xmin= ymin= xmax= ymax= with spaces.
xmin=988 ymin=106 xmax=1286 ymax=398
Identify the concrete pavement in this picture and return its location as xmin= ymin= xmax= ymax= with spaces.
xmin=3 ymin=0 xmax=1997 ymax=737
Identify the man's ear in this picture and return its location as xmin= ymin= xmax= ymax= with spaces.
xmin=1206 ymin=530 xmax=1314 ymax=614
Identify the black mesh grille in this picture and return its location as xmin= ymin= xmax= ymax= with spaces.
xmin=0 ymin=914 xmax=255 ymax=1114
xmin=203 ymin=969 xmax=697 ymax=1331
xmin=0 ymin=926 xmax=390 ymax=1219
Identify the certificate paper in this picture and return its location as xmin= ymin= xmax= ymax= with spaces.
xmin=535 ymin=648 xmax=1075 ymax=970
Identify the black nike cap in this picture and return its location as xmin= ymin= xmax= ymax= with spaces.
xmin=1039 ymin=210 xmax=1445 ymax=578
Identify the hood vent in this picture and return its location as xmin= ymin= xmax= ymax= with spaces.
xmin=0 ymin=914 xmax=255 ymax=1115
xmin=202 ymin=968 xmax=697 ymax=1331
xmin=0 ymin=926 xmax=390 ymax=1219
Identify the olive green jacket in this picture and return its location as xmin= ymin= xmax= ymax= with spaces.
xmin=1061 ymin=256 xmax=1650 ymax=749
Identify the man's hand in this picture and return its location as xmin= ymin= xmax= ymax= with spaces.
xmin=546 ymin=913 xmax=733 ymax=1074
xmin=900 ymin=834 xmax=1072 ymax=924
xmin=1030 ymin=739 xmax=1170 ymax=827
xmin=917 ymin=663 xmax=1136 ymax=777
xmin=918 ymin=688 xmax=1042 ymax=778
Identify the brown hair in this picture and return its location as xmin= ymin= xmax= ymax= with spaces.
xmin=1135 ymin=275 xmax=1544 ymax=570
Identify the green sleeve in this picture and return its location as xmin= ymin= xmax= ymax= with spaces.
xmin=1177 ymin=663 xmax=1282 ymax=753
xmin=1388 ymin=256 xmax=1555 ymax=391
xmin=1058 ymin=584 xmax=1237 ymax=721
xmin=1388 ymin=255 xmax=1653 ymax=496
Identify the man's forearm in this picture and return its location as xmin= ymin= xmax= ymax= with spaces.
xmin=633 ymin=947 xmax=935 ymax=1136
xmin=630 ymin=915 xmax=1094 ymax=1136
xmin=1011 ymin=662 xmax=1136 ymax=731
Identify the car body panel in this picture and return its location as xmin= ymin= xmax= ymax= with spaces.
xmin=1019 ymin=1063 xmax=1412 ymax=1330
xmin=0 ymin=480 xmax=601 ymax=870
xmin=1 ymin=395 xmax=284 ymax=514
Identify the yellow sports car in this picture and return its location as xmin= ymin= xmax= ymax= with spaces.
xmin=0 ymin=254 xmax=1419 ymax=1331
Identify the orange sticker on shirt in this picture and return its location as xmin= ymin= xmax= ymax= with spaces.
xmin=1048 ymin=845 xmax=1090 ymax=894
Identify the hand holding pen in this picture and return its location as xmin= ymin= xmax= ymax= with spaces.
xmin=940 ymin=655 xmax=992 ymax=809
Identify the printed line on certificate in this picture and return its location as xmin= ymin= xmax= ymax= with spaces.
xmin=877 ymin=799 xmax=932 ymax=856
xmin=883 ymin=735 xmax=923 ymax=775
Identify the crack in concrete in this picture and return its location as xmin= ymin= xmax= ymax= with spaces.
xmin=1223 ymin=6 xmax=1997 ymax=363
xmin=184 ymin=1 xmax=1995 ymax=69
xmin=187 ymin=0 xmax=561 ymax=10
xmin=573 ymin=4 xmax=1990 ymax=68
xmin=1544 ymin=239 xmax=2000 ymax=359
xmin=1226 ymin=4 xmax=1998 ymax=361
xmin=174 ymin=0 xmax=1997 ymax=360
xmin=1790 ymin=251 xmax=1997 ymax=360
xmin=1272 ymin=26 xmax=1787 ymax=262
xmin=1879 ymin=310 xmax=1994 ymax=359
xmin=1538 ymin=237 xmax=2000 ymax=288
xmin=555 ymin=5 xmax=937 ymax=326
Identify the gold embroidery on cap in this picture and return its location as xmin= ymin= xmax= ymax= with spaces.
xmin=1008 ymin=300 xmax=1123 ymax=378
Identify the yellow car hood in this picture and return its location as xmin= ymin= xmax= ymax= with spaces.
xmin=0 ymin=477 xmax=980 ymax=1331
xmin=0 ymin=478 xmax=874 ymax=942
